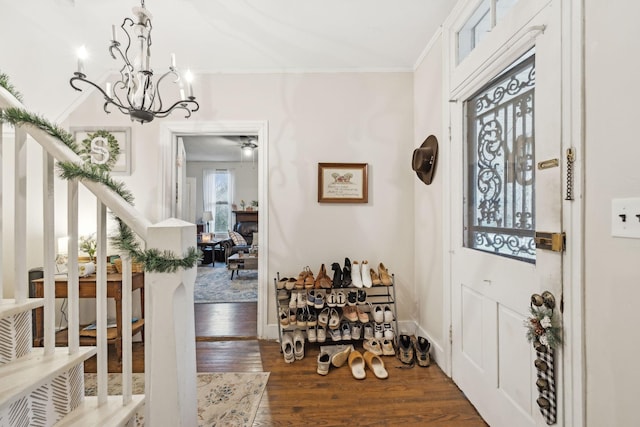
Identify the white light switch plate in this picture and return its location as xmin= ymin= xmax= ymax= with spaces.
xmin=612 ymin=198 xmax=640 ymax=239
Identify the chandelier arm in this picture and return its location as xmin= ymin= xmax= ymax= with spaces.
xmin=154 ymin=99 xmax=200 ymax=118
xmin=153 ymin=68 xmax=180 ymax=112
xmin=70 ymin=74 xmax=130 ymax=112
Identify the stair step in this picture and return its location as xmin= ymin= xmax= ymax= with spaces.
xmin=56 ymin=395 xmax=145 ymax=427
xmin=0 ymin=298 xmax=44 ymax=319
xmin=0 ymin=346 xmax=96 ymax=408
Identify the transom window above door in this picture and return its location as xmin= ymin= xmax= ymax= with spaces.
xmin=457 ymin=0 xmax=522 ymax=63
xmin=463 ymin=50 xmax=536 ymax=263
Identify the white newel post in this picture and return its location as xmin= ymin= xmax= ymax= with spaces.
xmin=144 ymin=218 xmax=198 ymax=426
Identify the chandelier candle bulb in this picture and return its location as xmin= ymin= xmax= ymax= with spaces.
xmin=111 ymin=24 xmax=117 ymax=42
xmin=171 ymin=53 xmax=176 ymax=68
xmin=180 ymin=88 xmax=186 ymax=100
xmin=106 ymin=82 xmax=112 ymax=98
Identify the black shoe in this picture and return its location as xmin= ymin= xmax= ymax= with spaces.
xmin=342 ymin=258 xmax=352 ymax=288
xmin=414 ymin=336 xmax=431 ymax=367
xmin=331 ymin=262 xmax=342 ymax=288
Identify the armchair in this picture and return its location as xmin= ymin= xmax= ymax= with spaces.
xmin=220 ymin=221 xmax=258 ymax=263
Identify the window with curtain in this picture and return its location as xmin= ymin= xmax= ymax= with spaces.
xmin=203 ymin=169 xmax=234 ymax=234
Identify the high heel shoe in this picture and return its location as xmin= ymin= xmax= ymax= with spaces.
xmin=369 ymin=269 xmax=382 ymax=286
xmin=331 ymin=262 xmax=342 ymax=288
xmin=342 ymin=258 xmax=352 ymax=288
xmin=304 ymin=266 xmax=315 ymax=289
xmin=378 ymin=262 xmax=392 ymax=286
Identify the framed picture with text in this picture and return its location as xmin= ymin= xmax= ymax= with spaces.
xmin=317 ymin=162 xmax=368 ymax=203
xmin=71 ymin=127 xmax=131 ymax=176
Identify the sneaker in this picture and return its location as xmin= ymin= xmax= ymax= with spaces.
xmin=361 ymin=261 xmax=372 ymax=288
xmin=351 ymin=323 xmax=362 ymax=340
xmin=317 ymin=351 xmax=331 ymax=375
xmin=330 ymin=328 xmax=342 ymax=342
xmin=336 ymin=291 xmax=347 ymax=307
xmin=398 ymin=335 xmax=414 ymax=365
xmin=372 ymin=305 xmax=384 ymax=323
xmin=297 ymin=292 xmax=307 ymax=308
xmin=282 ymin=333 xmax=295 ymax=363
xmin=306 ymin=308 xmax=317 ymax=327
xmin=383 ymin=304 xmax=394 ymax=322
xmin=286 ymin=277 xmax=297 ymax=290
xmin=341 ymin=322 xmax=351 ymax=341
xmin=356 ymin=306 xmax=369 ymax=323
xmin=279 ymin=307 xmax=289 ymax=327
xmin=363 ymin=323 xmax=374 ymax=340
xmin=307 ymin=326 xmax=317 ymax=343
xmin=318 ymin=307 xmax=330 ymax=327
xmin=296 ymin=308 xmax=306 ymax=327
xmin=277 ymin=289 xmax=289 ymax=301
xmin=414 ymin=336 xmax=431 ymax=367
xmin=357 ymin=289 xmax=367 ymax=304
xmin=293 ymin=329 xmax=305 ymax=360
xmin=374 ymin=323 xmax=384 ymax=340
xmin=314 ymin=291 xmax=325 ymax=309
xmin=326 ymin=291 xmax=337 ymax=307
xmin=363 ymin=338 xmax=382 ymax=356
xmin=381 ymin=339 xmax=395 ymax=356
xmin=328 ymin=308 xmax=341 ymax=330
xmin=289 ymin=308 xmax=297 ymax=326
xmin=383 ymin=323 xmax=394 ymax=340
xmin=277 ymin=277 xmax=288 ymax=289
xmin=347 ymin=290 xmax=357 ymax=306
xmin=343 ymin=306 xmax=358 ymax=322
xmin=289 ymin=292 xmax=298 ymax=309
xmin=317 ymin=325 xmax=327 ymax=343
xmin=307 ymin=290 xmax=316 ymax=306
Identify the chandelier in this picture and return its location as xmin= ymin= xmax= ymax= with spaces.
xmin=70 ymin=0 xmax=199 ymax=124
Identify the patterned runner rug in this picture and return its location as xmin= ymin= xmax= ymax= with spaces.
xmin=194 ymin=266 xmax=258 ymax=303
xmin=84 ymin=372 xmax=269 ymax=426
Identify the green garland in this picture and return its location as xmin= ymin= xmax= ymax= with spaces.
xmin=0 ymin=71 xmax=23 ymax=102
xmin=0 ymin=74 xmax=199 ymax=273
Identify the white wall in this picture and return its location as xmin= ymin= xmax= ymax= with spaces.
xmin=65 ymin=72 xmax=415 ymax=327
xmin=413 ymin=36 xmax=444 ymax=350
xmin=584 ymin=2 xmax=640 ymax=425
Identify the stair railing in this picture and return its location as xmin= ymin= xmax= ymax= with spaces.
xmin=0 ymin=85 xmax=197 ymax=425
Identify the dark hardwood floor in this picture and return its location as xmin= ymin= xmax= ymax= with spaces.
xmin=87 ymin=302 xmax=487 ymax=426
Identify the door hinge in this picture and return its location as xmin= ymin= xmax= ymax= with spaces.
xmin=534 ymin=231 xmax=566 ymax=252
xmin=449 ymin=325 xmax=453 ymax=344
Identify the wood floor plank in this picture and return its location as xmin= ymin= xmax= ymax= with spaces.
xmin=82 ymin=302 xmax=486 ymax=425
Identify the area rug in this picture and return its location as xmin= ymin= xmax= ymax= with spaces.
xmin=194 ymin=266 xmax=258 ymax=303
xmin=84 ymin=372 xmax=269 ymax=427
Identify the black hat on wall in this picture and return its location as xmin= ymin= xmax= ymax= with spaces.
xmin=412 ymin=135 xmax=438 ymax=185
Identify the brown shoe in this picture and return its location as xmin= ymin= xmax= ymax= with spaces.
xmin=414 ymin=336 xmax=431 ymax=367
xmin=398 ymin=335 xmax=414 ymax=365
xmin=370 ymin=269 xmax=382 ymax=286
xmin=378 ymin=262 xmax=393 ymax=286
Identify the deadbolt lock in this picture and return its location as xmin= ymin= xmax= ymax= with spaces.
xmin=535 ymin=232 xmax=566 ymax=252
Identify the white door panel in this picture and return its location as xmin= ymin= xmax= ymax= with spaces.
xmin=450 ymin=2 xmax=562 ymax=426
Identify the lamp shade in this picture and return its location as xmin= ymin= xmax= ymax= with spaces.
xmin=202 ymin=211 xmax=213 ymax=222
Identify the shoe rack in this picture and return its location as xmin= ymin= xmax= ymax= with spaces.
xmin=274 ymin=269 xmax=399 ymax=353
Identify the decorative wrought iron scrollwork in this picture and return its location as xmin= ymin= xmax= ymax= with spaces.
xmin=465 ymin=53 xmax=536 ymax=262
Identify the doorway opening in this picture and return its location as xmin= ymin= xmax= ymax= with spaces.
xmin=159 ymin=121 xmax=269 ymax=340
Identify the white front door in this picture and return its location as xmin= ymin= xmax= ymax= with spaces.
xmin=449 ymin=2 xmax=563 ymax=426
